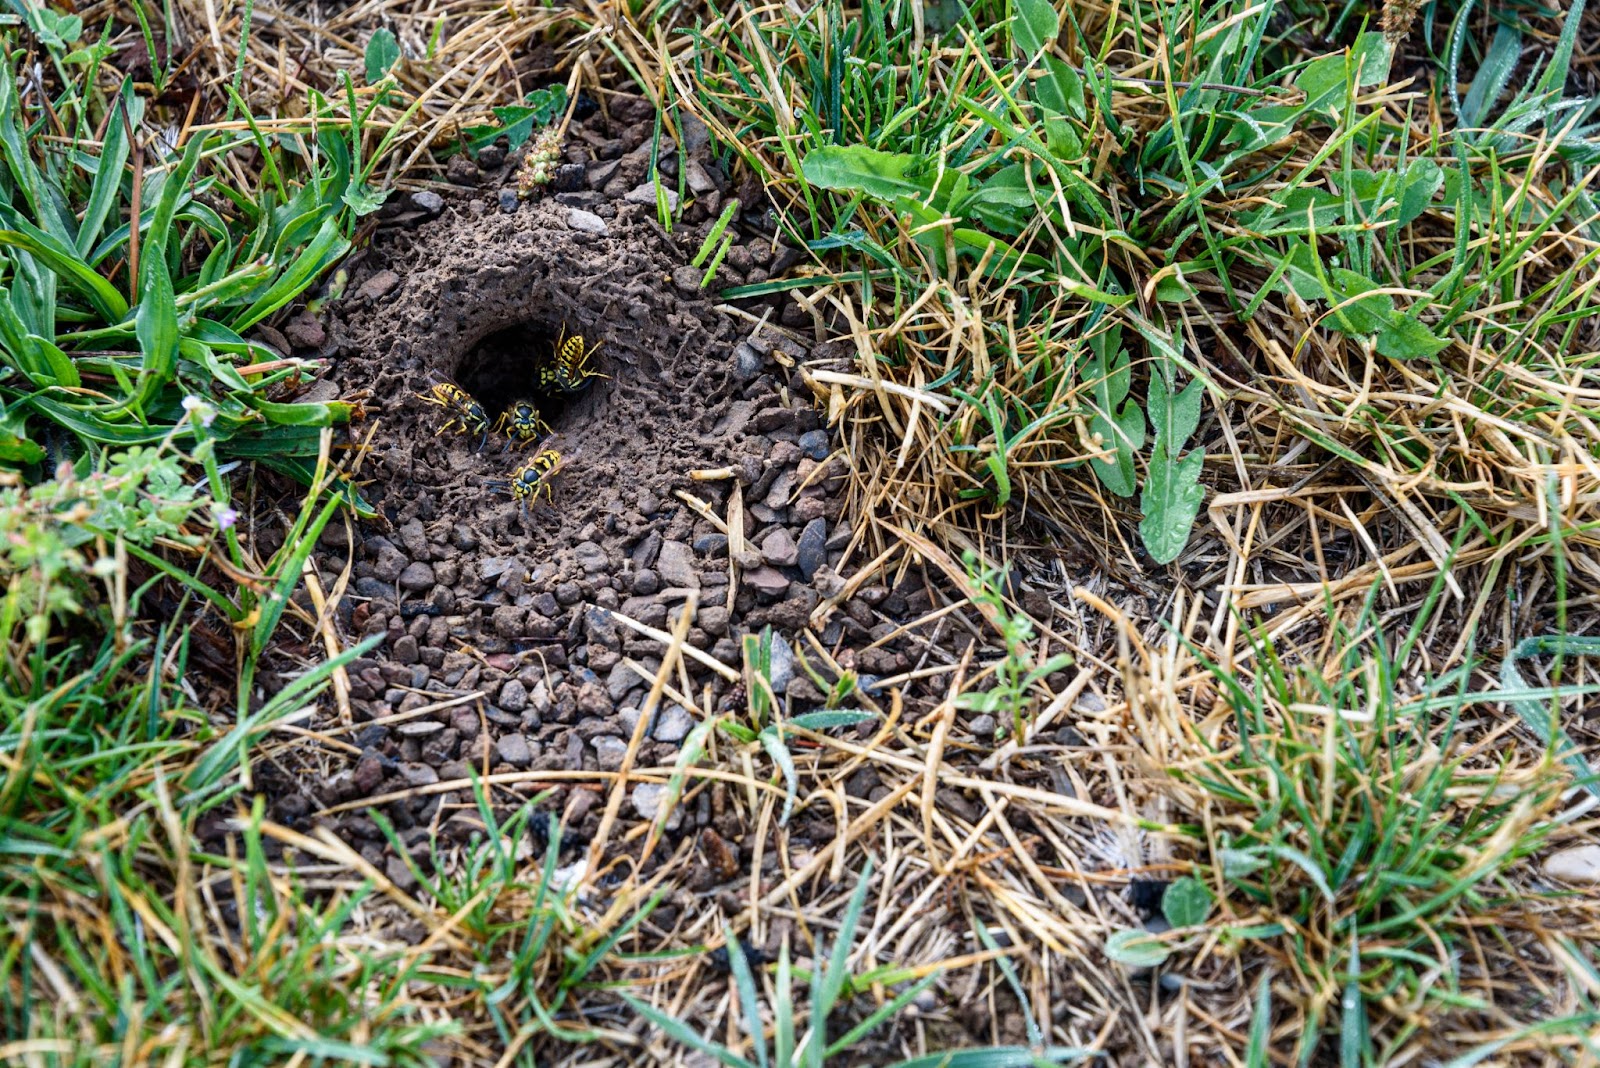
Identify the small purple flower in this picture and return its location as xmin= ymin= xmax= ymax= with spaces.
xmin=215 ymin=506 xmax=238 ymax=530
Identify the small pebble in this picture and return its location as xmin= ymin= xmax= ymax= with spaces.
xmin=797 ymin=429 xmax=830 ymax=460
xmin=410 ymin=190 xmax=445 ymax=215
xmin=761 ymin=527 xmax=799 ymax=568
xmin=495 ymin=733 xmax=533 ymax=768
xmin=632 ymin=782 xmax=682 ymax=829
xmin=499 ymin=679 xmax=529 ymax=713
xmin=656 ymin=540 xmax=699 ymax=588
xmin=654 ymin=704 xmax=694 ymax=743
xmin=694 ymin=533 xmax=729 ymax=556
xmin=498 ymin=188 xmax=520 ymax=213
xmin=734 ymin=343 xmax=764 ymax=380
xmin=624 ymin=182 xmax=679 ymax=211
xmin=593 ymin=735 xmax=629 ymax=770
xmin=796 ymin=519 xmax=827 ymax=580
xmin=766 ymin=637 xmax=796 ymax=694
xmin=632 ymin=569 xmax=661 ymax=596
xmin=744 ymin=566 xmax=790 ymax=596
xmin=397 ymin=561 xmax=435 ymax=592
xmin=1545 ymin=845 xmax=1600 ymax=883
xmin=568 ymin=207 xmax=608 ymax=234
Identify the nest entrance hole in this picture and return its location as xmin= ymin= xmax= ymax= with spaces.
xmin=454 ymin=320 xmax=606 ymax=433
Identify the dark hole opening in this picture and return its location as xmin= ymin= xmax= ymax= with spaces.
xmin=455 ymin=321 xmax=607 ymax=435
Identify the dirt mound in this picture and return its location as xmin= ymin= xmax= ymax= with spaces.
xmin=327 ymin=197 xmax=748 ymax=552
xmin=265 ymin=147 xmax=935 ymax=881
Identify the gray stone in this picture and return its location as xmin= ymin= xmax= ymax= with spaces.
xmin=1545 ymin=845 xmax=1600 ymax=883
xmin=397 ymin=561 xmax=435 ymax=592
xmin=798 ymin=429 xmax=830 ymax=460
xmin=495 ymin=733 xmax=533 ymax=768
xmin=766 ymin=637 xmax=795 ymax=695
xmin=969 ymin=714 xmax=997 ymax=737
xmin=656 ymin=539 xmax=698 ymax=588
xmin=654 ymin=704 xmax=694 ymax=743
xmin=554 ymin=163 xmax=586 ymax=192
xmin=685 ymin=159 xmax=718 ymax=195
xmin=480 ymin=556 xmax=517 ymax=580
xmin=796 ymin=519 xmax=827 ymax=580
xmin=632 ymin=569 xmax=660 ymax=595
xmin=385 ymin=855 xmax=417 ymax=892
xmin=631 ymin=530 xmax=662 ymax=568
xmin=568 ymin=208 xmax=608 ymax=234
xmin=698 ymin=605 xmax=729 ymax=636
xmin=352 ymin=754 xmax=384 ymax=794
xmin=499 ymin=679 xmax=529 ymax=713
xmin=763 ymin=470 xmax=797 ymax=509
xmin=593 ymin=735 xmax=628 ymax=771
xmin=497 ymin=188 xmax=520 ymax=213
xmin=744 ymin=566 xmax=791 ymax=596
xmin=734 ymin=342 xmax=764 ymax=380
xmin=399 ymin=762 xmax=438 ymax=787
xmin=760 ymin=527 xmax=799 ymax=568
xmin=410 ymin=190 xmax=445 ymax=215
xmin=680 ymin=114 xmax=711 ymax=154
xmin=396 ymin=720 xmax=445 ymax=737
xmin=631 ymin=782 xmax=682 ymax=829
xmin=694 ymin=533 xmax=729 ymax=556
xmin=491 ymin=605 xmax=526 ymax=638
xmin=607 ymin=662 xmax=638 ymax=702
xmin=624 ymin=182 xmax=679 ymax=211
xmin=575 ymin=541 xmax=610 ymax=574
xmin=373 ymin=546 xmax=407 ymax=582
xmin=392 ymin=635 xmax=420 ymax=664
xmin=356 ymin=270 xmax=401 ymax=302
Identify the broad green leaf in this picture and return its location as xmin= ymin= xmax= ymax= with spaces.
xmin=1083 ymin=328 xmax=1142 ymax=498
xmin=364 ymin=28 xmax=401 ymax=83
xmin=133 ymin=240 xmax=179 ymax=407
xmin=1398 ymin=158 xmax=1444 ymax=227
xmin=1297 ymin=34 xmax=1390 ymax=116
xmin=0 ymin=430 xmax=44 ymax=464
xmin=801 ymin=145 xmax=933 ymax=202
xmin=78 ymin=80 xmax=138 ymax=255
xmin=1327 ymin=268 xmax=1394 ymax=334
xmin=1139 ymin=441 xmax=1204 ymax=564
xmin=30 ymin=8 xmax=83 ymax=47
xmin=1147 ymin=372 xmax=1203 ymax=451
xmin=27 ymin=333 xmax=80 ymax=389
xmin=1374 ymin=313 xmax=1450 ymax=360
xmin=239 ymin=396 xmax=351 ymax=426
xmin=1104 ymin=929 xmax=1170 ymax=968
xmin=1035 ymin=55 xmax=1086 ymax=119
xmin=0 ymin=226 xmax=128 ymax=322
xmin=1161 ymin=876 xmax=1214 ymax=928
xmin=232 ymin=218 xmax=350 ymax=331
xmin=342 ymin=183 xmax=387 ymax=216
xmin=461 ymin=85 xmax=569 ymax=153
xmin=1013 ymin=0 xmax=1059 ymax=58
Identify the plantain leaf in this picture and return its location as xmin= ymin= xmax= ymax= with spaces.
xmin=1139 ymin=441 xmax=1204 ymax=564
xmin=801 ymin=144 xmax=934 ymax=201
